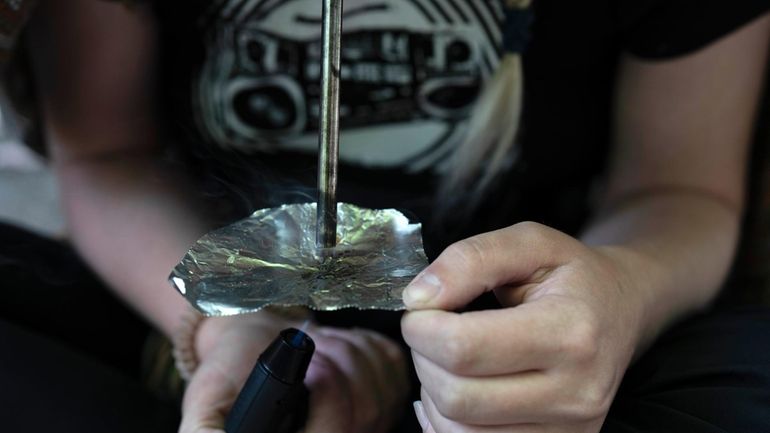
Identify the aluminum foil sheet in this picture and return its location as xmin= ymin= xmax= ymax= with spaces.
xmin=169 ymin=203 xmax=429 ymax=316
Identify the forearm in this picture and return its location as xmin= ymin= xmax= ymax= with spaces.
xmin=27 ymin=0 xmax=214 ymax=337
xmin=581 ymin=189 xmax=741 ymax=348
xmin=54 ymin=151 xmax=211 ymax=337
xmin=578 ymin=19 xmax=770 ymax=349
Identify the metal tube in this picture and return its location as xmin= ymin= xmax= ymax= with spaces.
xmin=317 ymin=0 xmax=343 ymax=249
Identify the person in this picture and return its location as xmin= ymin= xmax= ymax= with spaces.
xmin=7 ymin=0 xmax=770 ymax=432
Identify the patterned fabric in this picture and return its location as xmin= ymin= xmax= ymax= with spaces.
xmin=171 ymin=0 xmax=512 ymax=173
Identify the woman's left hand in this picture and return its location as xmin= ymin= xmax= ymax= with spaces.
xmin=401 ymin=222 xmax=651 ymax=433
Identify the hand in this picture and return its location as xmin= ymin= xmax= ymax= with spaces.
xmin=179 ymin=311 xmax=409 ymax=433
xmin=401 ymin=222 xmax=650 ymax=433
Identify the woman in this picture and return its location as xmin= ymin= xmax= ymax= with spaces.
xmin=11 ymin=0 xmax=770 ymax=432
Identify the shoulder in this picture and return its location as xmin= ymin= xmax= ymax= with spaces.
xmin=616 ymin=0 xmax=770 ymax=58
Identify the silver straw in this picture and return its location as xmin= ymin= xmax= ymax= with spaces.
xmin=316 ymin=0 xmax=343 ymax=249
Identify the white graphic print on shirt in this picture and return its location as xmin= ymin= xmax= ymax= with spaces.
xmin=196 ymin=0 xmax=504 ymax=172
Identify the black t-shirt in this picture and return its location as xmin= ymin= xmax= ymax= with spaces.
xmin=154 ymin=0 xmax=770 ymax=256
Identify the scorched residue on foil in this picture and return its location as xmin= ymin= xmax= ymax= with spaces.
xmin=169 ymin=203 xmax=429 ymax=316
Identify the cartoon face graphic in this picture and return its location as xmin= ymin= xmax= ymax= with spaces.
xmin=196 ymin=0 xmax=505 ymax=171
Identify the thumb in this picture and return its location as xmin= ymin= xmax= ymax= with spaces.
xmin=402 ymin=222 xmax=576 ymax=311
xmin=178 ymin=363 xmax=240 ymax=433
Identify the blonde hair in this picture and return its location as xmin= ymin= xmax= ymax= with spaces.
xmin=437 ymin=0 xmax=532 ymax=215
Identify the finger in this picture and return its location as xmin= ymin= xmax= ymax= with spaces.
xmin=414 ymin=400 xmax=430 ymax=430
xmin=179 ymin=361 xmax=241 ymax=433
xmin=312 ymin=332 xmax=383 ymax=431
xmin=322 ymin=327 xmax=409 ymax=413
xmin=304 ymin=352 xmax=353 ymax=433
xmin=402 ymin=301 xmax=573 ymax=376
xmin=352 ymin=328 xmax=411 ymax=403
xmin=316 ymin=328 xmax=397 ymax=430
xmin=403 ymin=222 xmax=579 ymax=311
xmin=354 ymin=329 xmax=411 ymax=426
xmin=420 ymin=388 xmax=547 ymax=433
xmin=180 ymin=320 xmax=282 ymax=433
xmin=413 ymin=351 xmax=563 ymax=425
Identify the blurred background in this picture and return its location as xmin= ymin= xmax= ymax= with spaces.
xmin=0 ymin=117 xmax=63 ymax=238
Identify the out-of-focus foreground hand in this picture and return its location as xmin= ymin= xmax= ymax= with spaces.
xmin=402 ymin=222 xmax=651 ymax=433
xmin=179 ymin=311 xmax=409 ymax=433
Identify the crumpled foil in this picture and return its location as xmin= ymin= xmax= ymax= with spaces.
xmin=169 ymin=203 xmax=429 ymax=316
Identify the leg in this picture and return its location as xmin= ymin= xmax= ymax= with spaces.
xmin=0 ymin=318 xmax=179 ymax=432
xmin=603 ymin=307 xmax=770 ymax=432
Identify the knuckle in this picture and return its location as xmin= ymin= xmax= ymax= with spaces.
xmin=445 ymin=237 xmax=488 ymax=268
xmin=383 ymin=341 xmax=406 ymax=365
xmin=513 ymin=221 xmax=552 ymax=241
xmin=431 ymin=382 xmax=469 ymax=421
xmin=565 ymin=383 xmax=613 ymax=421
xmin=308 ymin=355 xmax=339 ymax=382
xmin=344 ymin=330 xmax=371 ymax=348
xmin=560 ymin=318 xmax=600 ymax=362
xmin=440 ymin=325 xmax=477 ymax=374
xmin=359 ymin=329 xmax=406 ymax=365
xmin=340 ymin=342 xmax=362 ymax=362
xmin=513 ymin=221 xmax=578 ymax=253
xmin=325 ymin=336 xmax=360 ymax=362
xmin=443 ymin=338 xmax=475 ymax=374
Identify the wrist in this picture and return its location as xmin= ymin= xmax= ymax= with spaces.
xmin=172 ymin=306 xmax=312 ymax=381
xmin=592 ymin=245 xmax=680 ymax=352
xmin=194 ymin=307 xmax=312 ymax=366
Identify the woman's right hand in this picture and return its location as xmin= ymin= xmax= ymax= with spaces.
xmin=178 ymin=311 xmax=409 ymax=433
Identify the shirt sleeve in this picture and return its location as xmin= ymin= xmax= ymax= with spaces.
xmin=619 ymin=0 xmax=770 ymax=59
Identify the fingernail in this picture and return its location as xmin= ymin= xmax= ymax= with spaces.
xmin=413 ymin=400 xmax=428 ymax=429
xmin=404 ymin=272 xmax=441 ymax=307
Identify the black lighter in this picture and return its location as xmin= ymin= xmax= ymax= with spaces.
xmin=224 ymin=328 xmax=315 ymax=433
